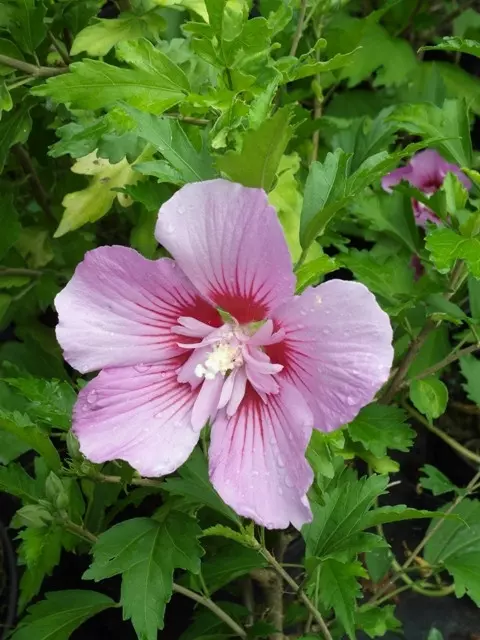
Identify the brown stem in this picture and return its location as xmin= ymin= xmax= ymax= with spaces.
xmin=0 ymin=54 xmax=68 ymax=77
xmin=403 ymin=402 xmax=480 ymax=466
xmin=290 ymin=0 xmax=308 ymax=57
xmin=451 ymin=401 xmax=480 ymax=415
xmin=407 ymin=343 xmax=480 ymax=384
xmin=258 ymin=547 xmax=333 ymax=640
xmin=381 ymin=320 xmax=435 ymax=404
xmin=12 ymin=144 xmax=53 ymax=220
xmin=251 ymin=569 xmax=284 ymax=640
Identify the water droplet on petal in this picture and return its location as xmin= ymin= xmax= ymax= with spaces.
xmin=277 ymin=486 xmax=284 ymax=496
xmin=134 ymin=363 xmax=150 ymax=373
xmin=164 ymin=222 xmax=175 ymax=234
xmin=346 ymin=395 xmax=356 ymax=406
xmin=322 ymin=328 xmax=331 ymax=335
xmin=277 ymin=456 xmax=285 ymax=468
xmin=300 ymin=309 xmax=307 ymax=316
xmin=285 ymin=475 xmax=294 ymax=488
xmin=86 ymin=390 xmax=97 ymax=405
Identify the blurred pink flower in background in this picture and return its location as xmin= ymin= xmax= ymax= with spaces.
xmin=382 ymin=149 xmax=471 ymax=227
xmin=55 ymin=179 xmax=393 ymax=529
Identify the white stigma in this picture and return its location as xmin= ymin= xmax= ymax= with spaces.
xmin=194 ymin=343 xmax=243 ymax=380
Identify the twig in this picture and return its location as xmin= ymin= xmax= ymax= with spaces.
xmin=403 ymin=401 xmax=480 ymax=466
xmin=91 ymin=472 xmax=164 ymax=489
xmin=48 ymin=30 xmax=71 ymax=66
xmin=251 ymin=568 xmax=283 ymax=640
xmin=172 ymin=585 xmax=247 ymax=638
xmin=451 ymin=401 xmax=480 ymax=415
xmin=257 ymin=546 xmax=333 ymax=640
xmin=402 ymin=468 xmax=480 ymax=572
xmin=290 ymin=0 xmax=308 ymax=57
xmin=407 ymin=343 xmax=480 ymax=384
xmin=381 ymin=261 xmax=467 ymax=404
xmin=12 ymin=144 xmax=52 ymax=219
xmin=63 ymin=520 xmax=248 ymax=638
xmin=164 ymin=113 xmax=209 ymax=126
xmin=64 ymin=520 xmax=98 ymax=544
xmin=381 ymin=320 xmax=435 ymax=404
xmin=0 ymin=54 xmax=68 ymax=77
xmin=0 ymin=267 xmax=43 ymax=277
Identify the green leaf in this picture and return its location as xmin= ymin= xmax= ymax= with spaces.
xmin=340 ymin=249 xmax=416 ymax=314
xmin=115 ymin=38 xmax=190 ymax=93
xmin=11 ymin=590 xmax=115 ymax=640
xmin=0 ymin=431 xmax=30 ymax=464
xmin=365 ymin=547 xmax=393 ymax=583
xmin=56 ymin=151 xmax=144 ymax=237
xmin=427 ymin=629 xmax=444 ymax=640
xmin=303 ymin=471 xmax=436 ymax=561
xmin=426 ymin=227 xmax=480 ymax=277
xmin=0 ymin=102 xmax=32 ymax=173
xmin=71 ymin=14 xmax=165 ymax=57
xmin=4 ymin=378 xmax=76 ymax=430
xmin=0 ymin=462 xmax=41 ymax=503
xmin=163 ymin=448 xmax=240 ymax=524
xmin=306 ymin=429 xmax=345 ymax=481
xmin=409 ymin=377 xmax=448 ymax=422
xmin=318 ymin=559 xmax=365 ymax=639
xmin=201 ymin=543 xmax=267 ymax=593
xmin=355 ymin=605 xmax=401 ymax=638
xmin=295 ymin=254 xmax=338 ymax=292
xmin=420 ymin=465 xmax=461 ymax=496
xmin=84 ymin=513 xmax=203 ymax=638
xmin=216 ymin=107 xmax=293 ymax=191
xmin=300 ymin=141 xmax=432 ymax=248
xmin=388 ymin=99 xmax=472 ymax=168
xmin=122 ymin=105 xmax=216 ymax=182
xmin=347 ymin=404 xmax=415 ymax=458
xmin=17 ymin=526 xmax=63 ymax=610
xmin=0 ymin=410 xmax=61 ymax=470
xmin=424 ymin=499 xmax=480 ymax=605
xmin=32 ymin=58 xmax=187 ymax=115
xmin=7 ymin=0 xmax=46 ymax=54
xmin=468 ymin=276 xmax=480 ymax=320
xmin=0 ymin=192 xmax=20 ymax=259
xmin=420 ymin=36 xmax=480 ymax=59
xmin=0 ymin=37 xmax=24 ymax=75
xmin=179 ymin=603 xmax=247 ymax=640
xmin=300 ymin=148 xmax=351 ymax=248
xmin=352 ymin=190 xmax=421 ymax=252
xmin=459 ymin=354 xmax=480 ymax=406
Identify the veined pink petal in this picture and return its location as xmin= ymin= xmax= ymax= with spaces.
xmin=73 ymin=359 xmax=200 ymax=477
xmin=209 ymin=382 xmax=314 ymax=530
xmin=55 ymin=246 xmax=221 ymax=373
xmin=267 ymin=280 xmax=393 ymax=432
xmin=155 ymin=179 xmax=295 ymax=324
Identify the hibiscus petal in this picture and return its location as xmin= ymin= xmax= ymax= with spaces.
xmin=156 ymin=179 xmax=295 ymax=324
xmin=209 ymin=382 xmax=313 ymax=530
xmin=381 ymin=165 xmax=412 ymax=192
xmin=55 ymin=246 xmax=220 ymax=373
xmin=267 ymin=280 xmax=393 ymax=432
xmin=73 ymin=360 xmax=200 ymax=477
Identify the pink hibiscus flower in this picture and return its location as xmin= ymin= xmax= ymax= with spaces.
xmin=382 ymin=149 xmax=471 ymax=227
xmin=55 ymin=179 xmax=393 ymax=529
